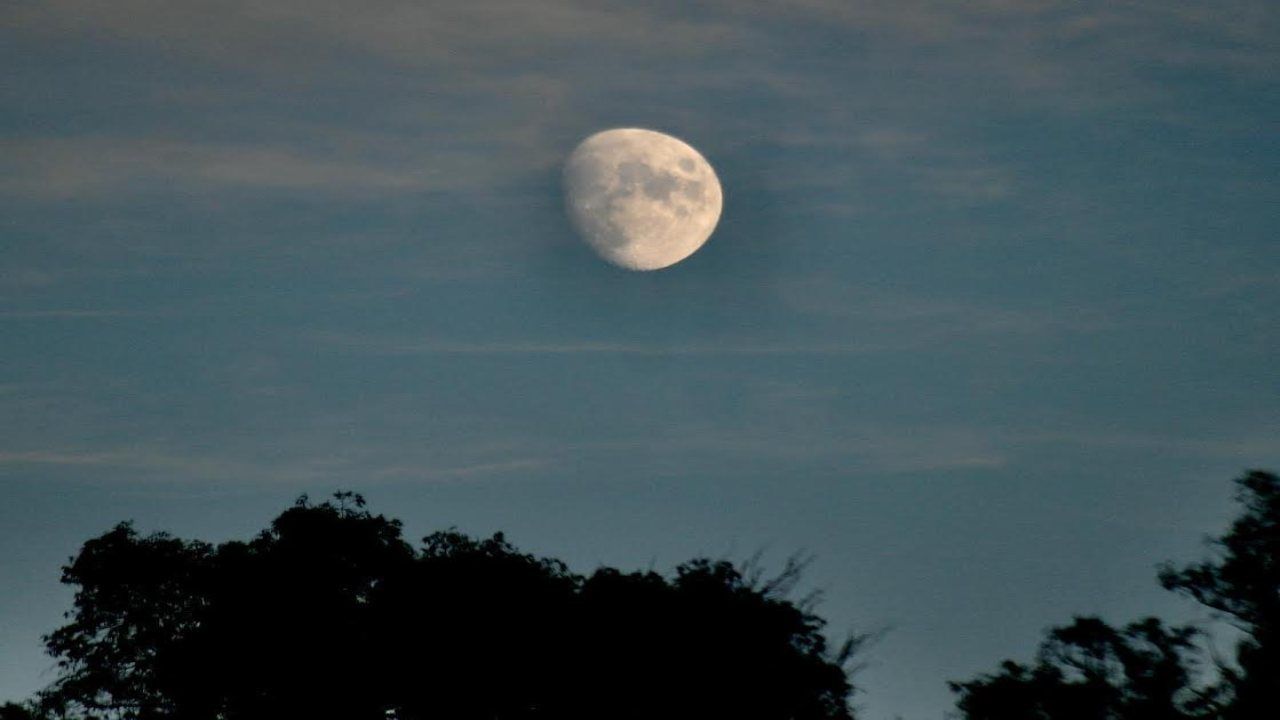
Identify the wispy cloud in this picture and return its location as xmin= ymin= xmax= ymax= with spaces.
xmin=16 ymin=1 xmax=1272 ymax=76
xmin=0 ymin=309 xmax=153 ymax=319
xmin=0 ymin=269 xmax=60 ymax=290
xmin=854 ymin=127 xmax=1015 ymax=204
xmin=366 ymin=458 xmax=553 ymax=482
xmin=1 ymin=137 xmax=444 ymax=200
xmin=7 ymin=1 xmax=745 ymax=73
xmin=781 ymin=1 xmax=1278 ymax=99
xmin=0 ymin=451 xmax=127 ymax=467
xmin=769 ymin=126 xmax=1017 ymax=206
xmin=311 ymin=332 xmax=904 ymax=357
xmin=517 ymin=426 xmax=1002 ymax=477
xmin=0 ymin=446 xmax=554 ymax=485
xmin=776 ymin=279 xmax=1115 ymax=340
xmin=7 ymin=0 xmax=1271 ymax=207
xmin=1019 ymin=427 xmax=1280 ymax=462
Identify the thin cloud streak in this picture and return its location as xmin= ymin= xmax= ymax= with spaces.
xmin=14 ymin=1 xmax=1273 ymax=79
xmin=0 ymin=309 xmax=155 ymax=319
xmin=312 ymin=333 xmax=901 ymax=357
xmin=366 ymin=458 xmax=554 ymax=483
xmin=0 ymin=448 xmax=554 ymax=486
xmin=8 ymin=1 xmax=1272 ymax=208
xmin=0 ymin=137 xmax=440 ymax=200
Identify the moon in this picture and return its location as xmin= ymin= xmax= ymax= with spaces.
xmin=563 ymin=128 xmax=723 ymax=271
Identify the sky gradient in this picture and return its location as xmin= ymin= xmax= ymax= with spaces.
xmin=2 ymin=2 xmax=1278 ymax=718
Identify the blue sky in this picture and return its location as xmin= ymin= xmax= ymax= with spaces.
xmin=2 ymin=2 xmax=1277 ymax=717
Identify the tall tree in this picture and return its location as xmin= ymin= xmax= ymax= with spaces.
xmin=949 ymin=616 xmax=1211 ymax=720
xmin=1159 ymin=470 xmax=1280 ymax=720
xmin=32 ymin=493 xmax=860 ymax=720
xmin=951 ymin=470 xmax=1280 ymax=720
xmin=40 ymin=523 xmax=214 ymax=720
xmin=0 ymin=703 xmax=43 ymax=720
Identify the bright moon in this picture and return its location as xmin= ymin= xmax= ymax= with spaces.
xmin=564 ymin=128 xmax=723 ymax=271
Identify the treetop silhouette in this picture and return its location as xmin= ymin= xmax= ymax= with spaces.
xmin=10 ymin=470 xmax=1277 ymax=720
xmin=951 ymin=470 xmax=1280 ymax=720
xmin=1159 ymin=470 xmax=1280 ymax=719
xmin=30 ymin=492 xmax=862 ymax=720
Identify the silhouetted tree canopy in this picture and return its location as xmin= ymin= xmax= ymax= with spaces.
xmin=949 ymin=616 xmax=1215 ymax=720
xmin=32 ymin=492 xmax=861 ymax=720
xmin=18 ymin=471 xmax=1277 ymax=719
xmin=1159 ymin=470 xmax=1280 ymax=720
xmin=951 ymin=470 xmax=1280 ymax=720
xmin=0 ymin=703 xmax=40 ymax=720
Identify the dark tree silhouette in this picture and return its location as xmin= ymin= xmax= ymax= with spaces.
xmin=949 ymin=617 xmax=1213 ymax=720
xmin=1159 ymin=470 xmax=1280 ymax=720
xmin=30 ymin=493 xmax=861 ymax=720
xmin=951 ymin=470 xmax=1280 ymax=720
xmin=0 ymin=703 xmax=41 ymax=720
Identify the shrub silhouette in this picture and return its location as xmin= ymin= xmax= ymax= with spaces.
xmin=32 ymin=492 xmax=861 ymax=720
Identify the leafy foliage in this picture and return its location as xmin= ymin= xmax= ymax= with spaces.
xmin=0 ymin=703 xmax=41 ymax=720
xmin=951 ymin=470 xmax=1280 ymax=720
xmin=32 ymin=493 xmax=860 ymax=720
xmin=22 ymin=471 xmax=1278 ymax=719
xmin=950 ymin=617 xmax=1214 ymax=720
xmin=1159 ymin=470 xmax=1280 ymax=719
